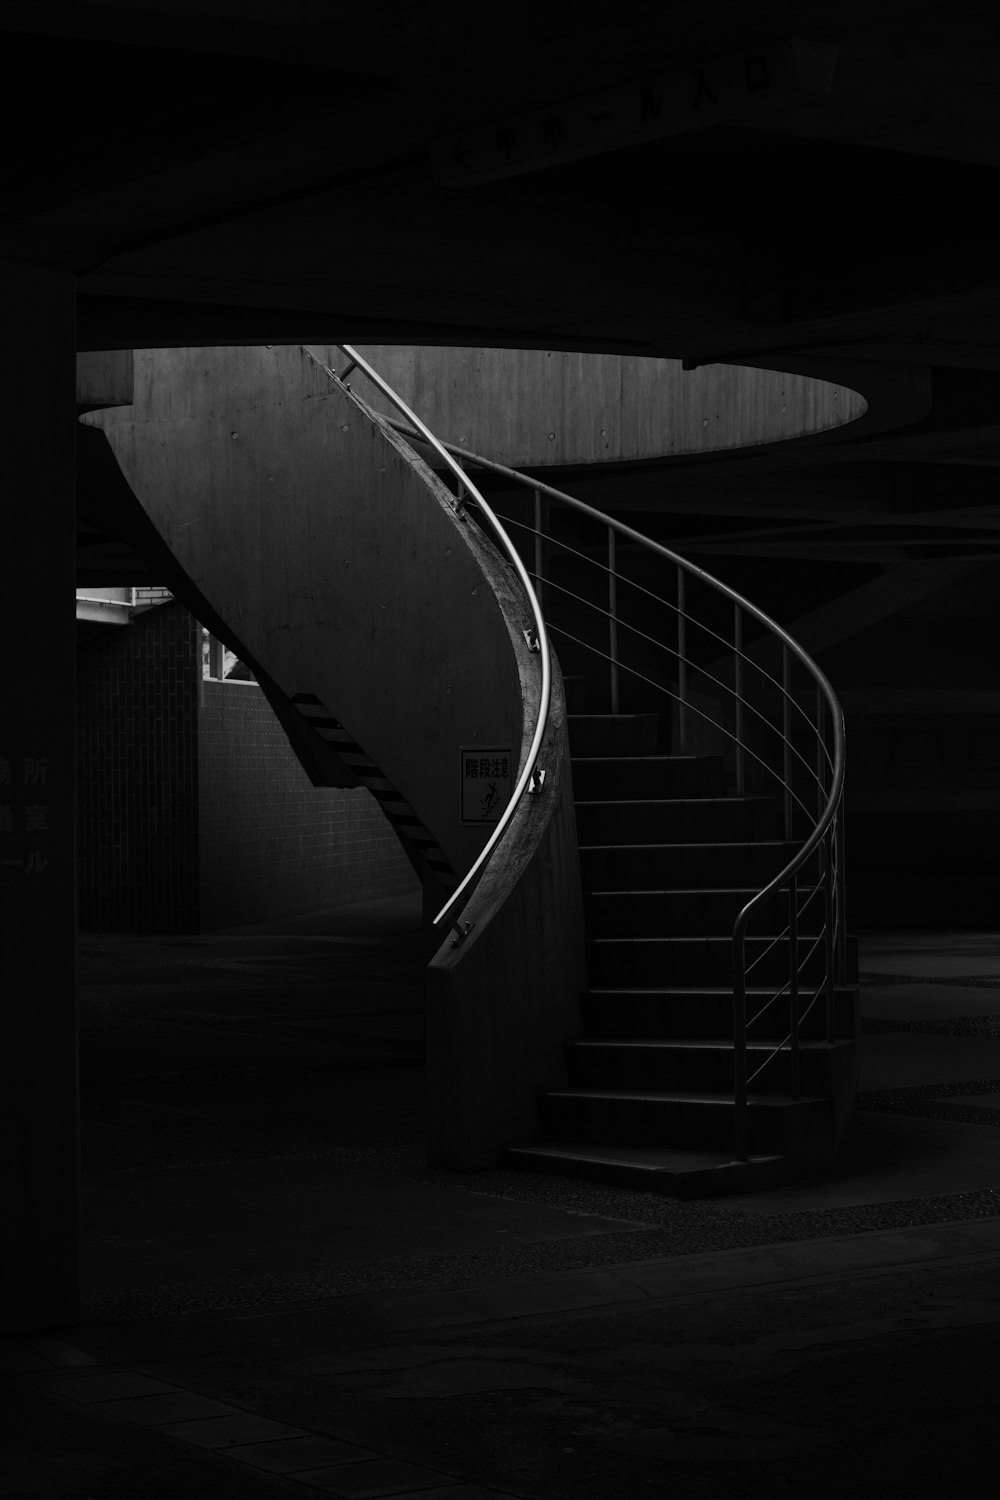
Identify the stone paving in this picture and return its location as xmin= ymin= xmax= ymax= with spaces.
xmin=3 ymin=902 xmax=1000 ymax=1496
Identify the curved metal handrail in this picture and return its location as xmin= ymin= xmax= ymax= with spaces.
xmin=376 ymin=416 xmax=847 ymax=1160
xmin=307 ymin=346 xmax=551 ymax=943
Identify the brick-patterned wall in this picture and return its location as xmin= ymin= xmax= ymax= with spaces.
xmin=77 ymin=601 xmax=200 ymax=932
xmin=197 ymin=679 xmax=418 ymax=931
xmin=132 ymin=585 xmax=174 ymax=609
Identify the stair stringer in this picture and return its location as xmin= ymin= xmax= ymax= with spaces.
xmin=288 ymin=690 xmax=456 ymax=895
xmin=82 ymin=344 xmax=525 ymax=890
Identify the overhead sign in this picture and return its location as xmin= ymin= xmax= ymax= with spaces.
xmin=461 ymin=746 xmax=513 ymax=824
xmin=433 ymin=39 xmax=837 ymax=187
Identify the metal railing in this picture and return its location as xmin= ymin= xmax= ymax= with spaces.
xmin=307 ymin=344 xmax=551 ymax=946
xmin=364 ymin=416 xmax=847 ymax=1163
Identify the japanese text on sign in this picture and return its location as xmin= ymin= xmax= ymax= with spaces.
xmin=0 ymin=752 xmax=52 ymax=884
xmin=433 ymin=39 xmax=836 ymax=187
xmin=461 ymin=747 xmax=513 ymax=824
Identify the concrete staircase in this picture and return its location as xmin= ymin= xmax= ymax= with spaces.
xmin=506 ymin=682 xmax=860 ymax=1198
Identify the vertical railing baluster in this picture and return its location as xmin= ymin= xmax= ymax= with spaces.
xmin=608 ymin=526 xmax=619 ymax=715
xmin=816 ymin=682 xmax=826 ymax=824
xmin=533 ymin=487 xmax=544 ymax=610
xmin=815 ymin=687 xmax=825 ymax=977
xmin=733 ymin=930 xmax=749 ymax=1161
xmin=780 ymin=646 xmax=795 ymax=1102
xmin=823 ymin=827 xmax=837 ymax=1043
xmin=835 ymin=800 xmax=848 ymax=983
xmin=734 ymin=604 xmax=745 ymax=796
xmin=788 ymin=872 xmax=800 ymax=1100
xmin=677 ymin=565 xmax=687 ymax=755
xmin=782 ymin=644 xmax=793 ymax=841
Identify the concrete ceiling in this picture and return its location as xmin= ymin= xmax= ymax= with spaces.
xmin=3 ymin=2 xmax=996 ymax=357
xmin=17 ymin=2 xmax=996 ymax=589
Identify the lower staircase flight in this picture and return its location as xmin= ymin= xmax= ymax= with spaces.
xmin=507 ymin=684 xmax=859 ymax=1197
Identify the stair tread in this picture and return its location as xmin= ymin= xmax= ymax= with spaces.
xmin=579 ymin=839 xmax=796 ymax=850
xmin=545 ymin=1087 xmax=828 ymax=1106
xmin=586 ymin=886 xmax=820 ymax=895
xmin=576 ymin=796 xmax=772 ymax=807
xmin=507 ymin=1143 xmax=785 ymax=1171
xmin=571 ymin=755 xmax=709 ymax=764
xmin=586 ymin=985 xmax=858 ymax=995
xmin=572 ymin=1037 xmax=852 ymax=1051
xmin=587 ymin=934 xmax=821 ymax=944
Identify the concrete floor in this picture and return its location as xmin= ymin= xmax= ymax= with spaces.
xmin=3 ymin=899 xmax=1000 ymax=1497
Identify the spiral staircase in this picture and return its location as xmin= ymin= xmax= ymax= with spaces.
xmin=83 ymin=343 xmax=860 ymax=1198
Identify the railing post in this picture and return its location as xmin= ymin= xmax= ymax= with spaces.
xmin=823 ymin=828 xmax=837 ymax=1043
xmin=732 ymin=925 xmax=749 ymax=1161
xmin=608 ymin=526 xmax=619 ymax=715
xmin=677 ymin=565 xmax=688 ymax=754
xmin=816 ymin=682 xmax=826 ymax=824
xmin=788 ymin=873 xmax=800 ymax=1100
xmin=782 ymin=644 xmax=793 ymax=841
xmin=533 ymin=488 xmax=545 ymax=610
xmin=734 ymin=604 xmax=745 ymax=797
xmin=835 ymin=798 xmax=848 ymax=984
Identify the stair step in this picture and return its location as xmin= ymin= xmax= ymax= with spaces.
xmin=580 ymin=840 xmax=803 ymax=890
xmin=576 ymin=797 xmax=777 ymax=845
xmin=586 ymin=934 xmax=830 ymax=986
xmin=580 ymin=985 xmax=860 ymax=1040
xmin=568 ymin=713 xmax=659 ymax=756
xmin=562 ymin=675 xmax=589 ymax=714
xmin=539 ymin=1088 xmax=835 ymax=1162
xmin=504 ymin=1143 xmax=792 ymax=1199
xmin=583 ymin=887 xmax=823 ymax=937
xmin=567 ymin=1037 xmax=856 ymax=1093
xmin=571 ymin=755 xmax=724 ymax=800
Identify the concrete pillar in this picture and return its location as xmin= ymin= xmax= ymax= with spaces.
xmin=0 ymin=263 xmax=79 ymax=1330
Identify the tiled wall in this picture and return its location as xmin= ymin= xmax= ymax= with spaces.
xmin=77 ymin=601 xmax=200 ymax=932
xmin=132 ymin=585 xmax=174 ymax=609
xmin=197 ymin=678 xmax=417 ymax=930
xmin=78 ymin=600 xmax=418 ymax=932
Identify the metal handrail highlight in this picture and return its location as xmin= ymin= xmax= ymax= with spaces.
xmin=306 ymin=346 xmax=551 ymax=944
xmin=374 ymin=415 xmax=847 ymax=1162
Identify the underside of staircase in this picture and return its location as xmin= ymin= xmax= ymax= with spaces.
xmin=505 ymin=676 xmax=860 ymax=1199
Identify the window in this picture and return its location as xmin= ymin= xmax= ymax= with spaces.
xmin=202 ymin=629 xmax=257 ymax=683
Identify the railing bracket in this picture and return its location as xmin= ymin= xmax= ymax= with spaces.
xmin=528 ymin=767 xmax=546 ymax=794
xmin=451 ymin=918 xmax=473 ymax=947
xmin=337 ymin=357 xmax=358 ymax=383
xmin=523 ymin=628 xmax=540 ymax=652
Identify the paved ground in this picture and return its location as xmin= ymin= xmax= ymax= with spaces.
xmin=3 ymin=896 xmax=1000 ymax=1497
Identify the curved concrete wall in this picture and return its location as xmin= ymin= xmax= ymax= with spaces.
xmin=85 ymin=344 xmax=527 ymax=880
xmin=427 ymin=653 xmax=586 ymax=1168
xmin=310 ymin=345 xmax=866 ymax=467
